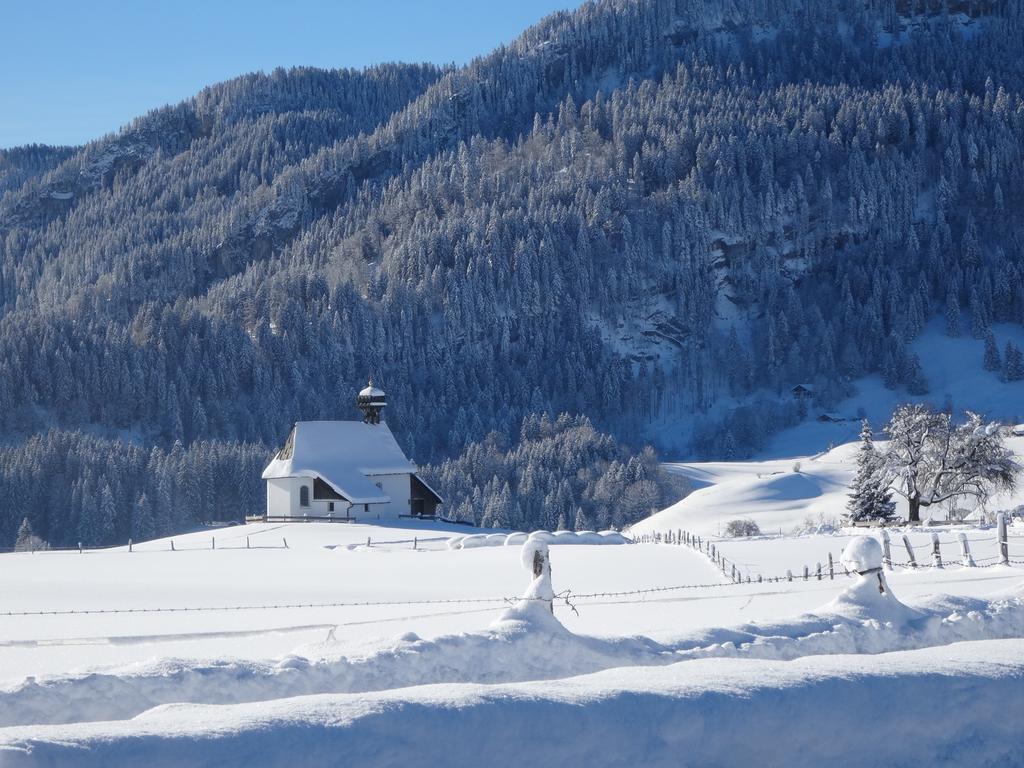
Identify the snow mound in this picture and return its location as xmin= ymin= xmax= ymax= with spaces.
xmin=495 ymin=538 xmax=560 ymax=628
xmin=840 ymin=535 xmax=884 ymax=572
xmin=820 ymin=536 xmax=919 ymax=625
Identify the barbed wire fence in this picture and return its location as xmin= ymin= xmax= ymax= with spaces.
xmin=635 ymin=511 xmax=1021 ymax=584
xmin=0 ymin=533 xmax=453 ymax=555
xmin=2 ymin=521 xmax=1021 ymax=636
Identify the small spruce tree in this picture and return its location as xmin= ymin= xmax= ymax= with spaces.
xmin=983 ymin=331 xmax=1002 ymax=372
xmin=904 ymin=354 xmax=929 ymax=395
xmin=1003 ymin=342 xmax=1024 ymax=382
xmin=846 ymin=421 xmax=896 ymax=524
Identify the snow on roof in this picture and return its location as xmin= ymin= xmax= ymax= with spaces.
xmin=262 ymin=421 xmax=415 ymax=504
xmin=359 ymin=385 xmax=385 ymax=398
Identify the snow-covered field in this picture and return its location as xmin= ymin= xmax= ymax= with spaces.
xmin=3 ymin=495 xmax=1024 ymax=766
xmin=4 ymin=408 xmax=1024 ymax=765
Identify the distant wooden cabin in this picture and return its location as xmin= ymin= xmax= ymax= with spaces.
xmin=791 ymin=384 xmax=813 ymax=400
xmin=259 ymin=382 xmax=442 ymax=521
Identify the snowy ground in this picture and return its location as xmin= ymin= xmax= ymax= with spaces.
xmin=3 ymin=506 xmax=1024 ymax=765
xmin=5 ymin=391 xmax=1024 ymax=765
xmin=638 ymin=435 xmax=1024 ymax=538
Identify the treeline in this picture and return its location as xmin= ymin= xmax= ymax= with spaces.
xmin=0 ymin=431 xmax=268 ymax=548
xmin=424 ymin=413 xmax=689 ymax=532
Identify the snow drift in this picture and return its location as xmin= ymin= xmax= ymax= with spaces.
xmin=2 ymin=640 xmax=1023 ymax=768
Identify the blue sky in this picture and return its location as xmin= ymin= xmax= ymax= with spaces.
xmin=0 ymin=0 xmax=578 ymax=149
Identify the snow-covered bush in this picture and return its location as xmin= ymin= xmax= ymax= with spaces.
xmin=723 ymin=519 xmax=761 ymax=538
xmin=792 ymin=512 xmax=841 ymax=536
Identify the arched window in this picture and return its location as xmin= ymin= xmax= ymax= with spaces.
xmin=299 ymin=485 xmax=310 ymax=507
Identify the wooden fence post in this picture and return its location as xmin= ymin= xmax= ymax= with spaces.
xmin=413 ymin=537 xmax=418 ymax=551
xmin=283 ymin=537 xmax=288 ymax=549
xmin=931 ymin=532 xmax=942 ymax=569
xmin=212 ymin=537 xmax=216 ymax=550
xmin=732 ymin=563 xmax=737 ymax=582
xmin=880 ymin=530 xmax=892 ymax=570
xmin=803 ymin=565 xmax=809 ymax=581
xmin=956 ymin=532 xmax=974 ymax=567
xmin=246 ymin=536 xmax=250 ymax=549
xmin=902 ymin=534 xmax=917 ymax=568
xmin=170 ymin=540 xmax=175 ymax=551
xmin=128 ymin=539 xmax=133 ymax=553
xmin=828 ymin=552 xmax=834 ymax=580
xmin=78 ymin=542 xmax=82 ymax=554
xmin=997 ymin=512 xmax=1009 ymax=566
xmin=816 ymin=562 xmax=822 ymax=581
xmin=787 ymin=569 xmax=793 ymax=582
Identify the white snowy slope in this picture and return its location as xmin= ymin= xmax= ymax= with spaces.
xmin=633 ymin=435 xmax=1024 ymax=538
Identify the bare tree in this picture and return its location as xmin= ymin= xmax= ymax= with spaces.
xmin=883 ymin=405 xmax=1019 ymax=523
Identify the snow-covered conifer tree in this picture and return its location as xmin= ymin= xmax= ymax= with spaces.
xmin=983 ymin=331 xmax=1001 ymax=372
xmin=845 ymin=421 xmax=895 ymax=524
xmin=1002 ymin=342 xmax=1024 ymax=381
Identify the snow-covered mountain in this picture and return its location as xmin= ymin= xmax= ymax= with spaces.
xmin=2 ymin=0 xmax=1024 ymax=546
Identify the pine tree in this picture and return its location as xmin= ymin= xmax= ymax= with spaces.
xmin=132 ymin=493 xmax=157 ymax=542
xmin=573 ymin=506 xmax=589 ymax=531
xmin=944 ymin=294 xmax=961 ymax=337
xmin=1003 ymin=342 xmax=1024 ymax=382
xmin=904 ymin=354 xmax=929 ymax=395
xmin=15 ymin=518 xmax=34 ymax=551
xmin=983 ymin=331 xmax=1002 ymax=372
xmin=846 ymin=421 xmax=896 ymax=523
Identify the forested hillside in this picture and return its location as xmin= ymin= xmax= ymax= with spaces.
xmin=2 ymin=0 xmax=1023 ymax=545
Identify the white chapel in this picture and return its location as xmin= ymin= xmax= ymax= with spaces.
xmin=261 ymin=382 xmax=442 ymax=520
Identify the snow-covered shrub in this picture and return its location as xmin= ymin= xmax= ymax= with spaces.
xmin=792 ymin=512 xmax=841 ymax=535
xmin=723 ymin=519 xmax=761 ymax=538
